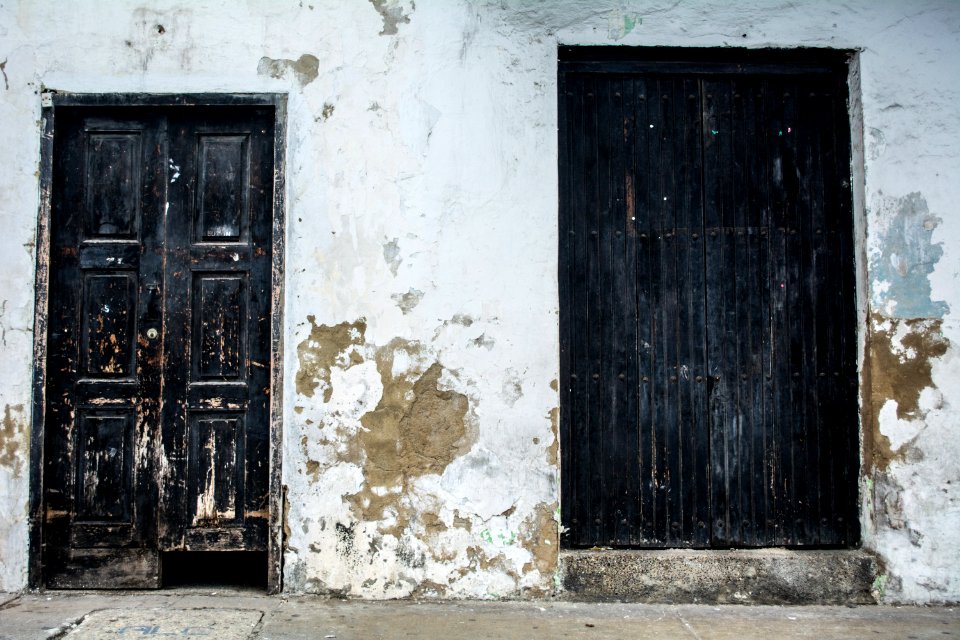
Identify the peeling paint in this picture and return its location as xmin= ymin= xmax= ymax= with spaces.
xmin=391 ymin=288 xmax=424 ymax=315
xmin=607 ymin=9 xmax=641 ymax=40
xmin=295 ymin=316 xmax=366 ymax=401
xmin=257 ymin=54 xmax=320 ymax=87
xmin=866 ymin=313 xmax=948 ymax=470
xmin=0 ymin=404 xmax=27 ymax=479
xmin=472 ymin=333 xmax=494 ymax=350
xmin=346 ymin=340 xmax=474 ymax=538
xmin=382 ymin=238 xmax=401 ymax=276
xmin=368 ymin=0 xmax=413 ymax=36
xmin=870 ymin=192 xmax=948 ymax=318
xmin=518 ymin=501 xmax=559 ymax=589
xmin=546 ymin=407 xmax=559 ymax=466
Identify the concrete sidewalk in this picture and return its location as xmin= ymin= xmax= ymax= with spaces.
xmin=0 ymin=590 xmax=957 ymax=639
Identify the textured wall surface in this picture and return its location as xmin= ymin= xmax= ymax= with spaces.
xmin=0 ymin=0 xmax=957 ymax=602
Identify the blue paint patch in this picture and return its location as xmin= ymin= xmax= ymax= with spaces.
xmin=871 ymin=192 xmax=949 ymax=319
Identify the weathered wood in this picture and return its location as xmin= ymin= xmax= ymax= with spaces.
xmin=559 ymin=50 xmax=858 ymax=549
xmin=39 ymin=102 xmax=278 ymax=587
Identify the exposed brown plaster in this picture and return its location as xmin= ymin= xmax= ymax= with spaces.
xmin=257 ymin=54 xmax=320 ymax=87
xmin=411 ymin=579 xmax=448 ymax=597
xmin=0 ymin=404 xmax=27 ymax=478
xmin=452 ymin=511 xmax=472 ymax=532
xmin=294 ymin=316 xmax=366 ymax=401
xmin=345 ymin=339 xmax=474 ymax=538
xmin=549 ymin=378 xmax=559 ymax=392
xmin=420 ymin=511 xmax=448 ymax=536
xmin=547 ymin=407 xmax=559 ymax=467
xmin=518 ymin=501 xmax=559 ymax=580
xmin=864 ymin=313 xmax=949 ymax=472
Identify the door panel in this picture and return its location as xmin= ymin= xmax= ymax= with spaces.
xmin=160 ymin=109 xmax=273 ymax=552
xmin=559 ymin=56 xmax=858 ymax=549
xmin=43 ymin=105 xmax=274 ymax=587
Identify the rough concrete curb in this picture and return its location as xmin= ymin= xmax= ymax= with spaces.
xmin=560 ymin=549 xmax=878 ymax=605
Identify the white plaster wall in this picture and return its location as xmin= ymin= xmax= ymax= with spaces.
xmin=0 ymin=0 xmax=957 ymax=602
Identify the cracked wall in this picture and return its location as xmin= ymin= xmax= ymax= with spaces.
xmin=0 ymin=0 xmax=958 ymax=602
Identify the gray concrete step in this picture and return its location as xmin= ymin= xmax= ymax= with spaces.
xmin=561 ymin=549 xmax=878 ymax=604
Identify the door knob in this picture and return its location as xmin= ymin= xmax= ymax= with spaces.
xmin=146 ymin=328 xmax=159 ymax=340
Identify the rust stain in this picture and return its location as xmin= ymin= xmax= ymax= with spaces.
xmin=0 ymin=404 xmax=27 ymax=479
xmin=345 ymin=339 xmax=474 ymax=538
xmin=294 ymin=316 xmax=366 ymax=401
xmin=865 ymin=313 xmax=949 ymax=471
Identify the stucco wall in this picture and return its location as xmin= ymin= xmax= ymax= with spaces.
xmin=0 ymin=0 xmax=957 ymax=603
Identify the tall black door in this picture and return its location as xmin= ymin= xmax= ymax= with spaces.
xmin=43 ymin=105 xmax=274 ymax=587
xmin=558 ymin=49 xmax=859 ymax=548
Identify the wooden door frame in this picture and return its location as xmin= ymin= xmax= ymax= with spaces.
xmin=28 ymin=92 xmax=287 ymax=593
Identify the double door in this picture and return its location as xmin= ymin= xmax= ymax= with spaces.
xmin=559 ymin=54 xmax=859 ymax=548
xmin=43 ymin=105 xmax=274 ymax=587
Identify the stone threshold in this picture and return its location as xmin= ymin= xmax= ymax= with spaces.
xmin=559 ymin=548 xmax=878 ymax=605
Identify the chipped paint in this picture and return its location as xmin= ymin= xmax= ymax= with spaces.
xmin=368 ymin=0 xmax=413 ymax=36
xmin=257 ymin=54 xmax=320 ymax=87
xmin=0 ymin=404 xmax=27 ymax=479
xmin=391 ymin=288 xmax=424 ymax=315
xmin=870 ymin=192 xmax=948 ymax=319
xmin=294 ymin=316 xmax=366 ymax=401
xmin=346 ymin=341 xmax=473 ymax=537
xmin=382 ymin=238 xmax=402 ymax=276
xmin=865 ymin=313 xmax=948 ymax=471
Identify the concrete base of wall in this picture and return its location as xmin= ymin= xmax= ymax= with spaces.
xmin=560 ymin=549 xmax=878 ymax=605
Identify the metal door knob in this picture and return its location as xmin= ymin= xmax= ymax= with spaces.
xmin=146 ymin=328 xmax=159 ymax=340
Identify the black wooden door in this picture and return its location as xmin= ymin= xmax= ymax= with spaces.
xmin=559 ymin=50 xmax=859 ymax=548
xmin=43 ymin=105 xmax=274 ymax=587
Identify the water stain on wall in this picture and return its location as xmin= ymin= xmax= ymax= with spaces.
xmin=345 ymin=339 xmax=474 ymax=538
xmin=295 ymin=316 xmax=366 ymax=401
xmin=0 ymin=404 xmax=26 ymax=479
xmin=865 ymin=313 xmax=948 ymax=470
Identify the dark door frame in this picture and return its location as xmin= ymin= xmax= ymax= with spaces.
xmin=28 ymin=92 xmax=287 ymax=593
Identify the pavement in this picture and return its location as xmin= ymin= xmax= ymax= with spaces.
xmin=0 ymin=590 xmax=958 ymax=639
